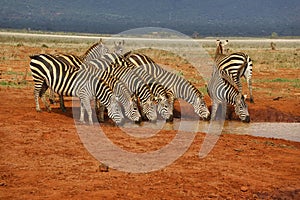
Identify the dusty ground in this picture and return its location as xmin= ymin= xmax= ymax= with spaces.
xmin=0 ymin=42 xmax=300 ymax=199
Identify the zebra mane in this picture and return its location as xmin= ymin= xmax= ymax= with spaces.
xmin=80 ymin=39 xmax=106 ymax=60
xmin=123 ymin=51 xmax=132 ymax=58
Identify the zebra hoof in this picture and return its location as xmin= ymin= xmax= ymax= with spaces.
xmin=242 ymin=116 xmax=250 ymax=123
xmin=204 ymin=115 xmax=211 ymax=121
xmin=166 ymin=115 xmax=174 ymax=123
xmin=135 ymin=117 xmax=142 ymax=124
xmin=116 ymin=120 xmax=125 ymax=126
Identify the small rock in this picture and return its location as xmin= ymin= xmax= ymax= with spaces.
xmin=234 ymin=148 xmax=244 ymax=152
xmin=273 ymin=96 xmax=283 ymax=101
xmin=0 ymin=182 xmax=7 ymax=187
xmin=98 ymin=163 xmax=109 ymax=172
xmin=241 ymin=186 xmax=248 ymax=192
xmin=0 ymin=182 xmax=7 ymax=186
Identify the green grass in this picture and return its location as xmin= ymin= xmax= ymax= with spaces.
xmin=0 ymin=80 xmax=28 ymax=88
xmin=198 ymin=86 xmax=207 ymax=95
xmin=255 ymin=78 xmax=300 ymax=88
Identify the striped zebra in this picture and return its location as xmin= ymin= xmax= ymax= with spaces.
xmin=81 ymin=39 xmax=110 ymax=62
xmin=49 ymin=44 xmax=143 ymax=123
xmin=29 ymin=54 xmax=125 ymax=125
xmin=80 ymin=63 xmax=142 ymax=123
xmin=45 ymin=40 xmax=110 ymax=109
xmin=123 ymin=52 xmax=210 ymax=120
xmin=84 ymin=57 xmax=158 ymax=122
xmin=99 ymin=53 xmax=174 ymax=121
xmin=215 ymin=40 xmax=254 ymax=103
xmin=207 ymin=65 xmax=250 ymax=123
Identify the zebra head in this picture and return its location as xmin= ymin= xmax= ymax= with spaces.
xmin=83 ymin=39 xmax=110 ymax=62
xmin=113 ymin=40 xmax=125 ymax=55
xmin=140 ymin=97 xmax=157 ymax=122
xmin=126 ymin=95 xmax=142 ymax=123
xmin=107 ymin=94 xmax=125 ymax=125
xmin=155 ymin=95 xmax=173 ymax=121
xmin=234 ymin=94 xmax=250 ymax=123
xmin=193 ymin=96 xmax=210 ymax=120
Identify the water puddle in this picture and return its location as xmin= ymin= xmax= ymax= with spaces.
xmin=122 ymin=120 xmax=300 ymax=142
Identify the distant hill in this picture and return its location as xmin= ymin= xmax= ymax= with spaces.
xmin=1 ymin=0 xmax=299 ymax=36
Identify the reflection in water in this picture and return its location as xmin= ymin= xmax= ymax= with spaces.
xmin=122 ymin=119 xmax=300 ymax=142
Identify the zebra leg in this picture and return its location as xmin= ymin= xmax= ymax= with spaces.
xmin=166 ymin=95 xmax=175 ymax=122
xmin=79 ymin=97 xmax=93 ymax=125
xmin=95 ymin=99 xmax=105 ymax=123
xmin=37 ymin=82 xmax=51 ymax=112
xmin=34 ymin=88 xmax=42 ymax=112
xmin=41 ymin=93 xmax=51 ymax=112
xmin=59 ymin=95 xmax=67 ymax=112
xmin=247 ymin=78 xmax=254 ymax=103
xmin=49 ymin=89 xmax=56 ymax=104
xmin=211 ymin=102 xmax=219 ymax=120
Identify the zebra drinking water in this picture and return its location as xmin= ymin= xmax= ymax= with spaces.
xmin=83 ymin=57 xmax=158 ymax=122
xmin=99 ymin=53 xmax=174 ymax=121
xmin=29 ymin=54 xmax=125 ymax=125
xmin=214 ymin=40 xmax=254 ymax=103
xmin=80 ymin=62 xmax=142 ymax=123
xmin=207 ymin=65 xmax=250 ymax=123
xmin=123 ymin=52 xmax=210 ymax=120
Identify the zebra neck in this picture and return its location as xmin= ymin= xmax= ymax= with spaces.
xmin=226 ymin=89 xmax=239 ymax=106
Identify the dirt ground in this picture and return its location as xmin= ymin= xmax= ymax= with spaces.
xmin=0 ymin=43 xmax=300 ymax=199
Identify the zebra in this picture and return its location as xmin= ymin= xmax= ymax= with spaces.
xmin=51 ymin=48 xmax=143 ymax=123
xmin=29 ymin=53 xmax=125 ymax=125
xmin=84 ymin=56 xmax=158 ymax=122
xmin=81 ymin=38 xmax=110 ymax=62
xmin=80 ymin=62 xmax=142 ymax=123
xmin=215 ymin=40 xmax=254 ymax=103
xmin=207 ymin=65 xmax=250 ymax=123
xmin=123 ymin=52 xmax=210 ymax=120
xmin=113 ymin=40 xmax=125 ymax=54
xmin=99 ymin=53 xmax=174 ymax=121
xmin=46 ymin=39 xmax=111 ymax=110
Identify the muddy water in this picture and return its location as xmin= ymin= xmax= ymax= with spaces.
xmin=122 ymin=120 xmax=300 ymax=142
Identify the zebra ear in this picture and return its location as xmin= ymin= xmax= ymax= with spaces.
xmin=216 ymin=40 xmax=221 ymax=46
xmin=223 ymin=40 xmax=229 ymax=46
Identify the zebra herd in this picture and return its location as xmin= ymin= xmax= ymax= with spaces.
xmin=29 ymin=39 xmax=252 ymax=125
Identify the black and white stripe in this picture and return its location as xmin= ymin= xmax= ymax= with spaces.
xmin=207 ymin=65 xmax=250 ymax=122
xmin=124 ymin=52 xmax=210 ymax=120
xmin=80 ymin=63 xmax=142 ymax=123
xmin=29 ymin=54 xmax=124 ymax=125
xmin=100 ymin=53 xmax=174 ymax=121
xmin=215 ymin=40 xmax=254 ymax=103
xmin=81 ymin=39 xmax=110 ymax=62
xmin=84 ymin=57 xmax=158 ymax=122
